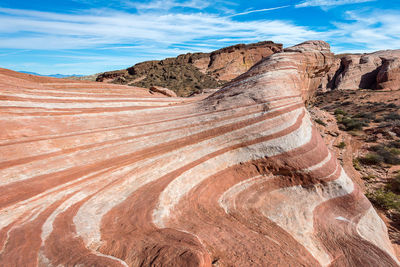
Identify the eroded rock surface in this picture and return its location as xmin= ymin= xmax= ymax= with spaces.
xmin=0 ymin=41 xmax=398 ymax=266
xmin=377 ymin=56 xmax=400 ymax=90
xmin=206 ymin=41 xmax=282 ymax=81
xmin=322 ymin=50 xmax=400 ymax=91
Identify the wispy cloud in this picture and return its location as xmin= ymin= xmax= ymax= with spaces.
xmin=331 ymin=9 xmax=400 ymax=52
xmin=227 ymin=5 xmax=291 ymax=17
xmin=0 ymin=7 xmax=322 ymax=51
xmin=0 ymin=49 xmax=31 ymax=57
xmin=133 ymin=0 xmax=210 ymax=10
xmin=296 ymin=0 xmax=375 ymax=8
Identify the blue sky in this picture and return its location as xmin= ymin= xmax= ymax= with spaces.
xmin=0 ymin=0 xmax=399 ymax=75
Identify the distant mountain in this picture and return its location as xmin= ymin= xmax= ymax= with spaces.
xmin=49 ymin=74 xmax=84 ymax=78
xmin=18 ymin=71 xmax=83 ymax=78
xmin=18 ymin=71 xmax=41 ymax=76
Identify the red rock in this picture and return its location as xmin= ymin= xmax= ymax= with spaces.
xmin=149 ymin=86 xmax=178 ymax=97
xmin=206 ymin=41 xmax=282 ymax=81
xmin=0 ymin=41 xmax=398 ymax=266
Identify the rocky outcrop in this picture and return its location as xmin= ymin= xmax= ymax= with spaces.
xmin=96 ymin=41 xmax=282 ymax=96
xmin=377 ymin=56 xmax=400 ymax=90
xmin=335 ymin=54 xmax=382 ymax=90
xmin=0 ymin=41 xmax=399 ymax=267
xmin=319 ymin=57 xmax=341 ymax=91
xmin=149 ymin=86 xmax=177 ymax=97
xmin=96 ymin=69 xmax=128 ymax=82
xmin=322 ymin=50 xmax=400 ymax=91
xmin=206 ymin=41 xmax=282 ymax=81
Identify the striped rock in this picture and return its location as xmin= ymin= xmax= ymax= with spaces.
xmin=0 ymin=41 xmax=398 ymax=267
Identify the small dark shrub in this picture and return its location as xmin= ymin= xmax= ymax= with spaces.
xmin=358 ymin=153 xmax=384 ymax=165
xmin=353 ymin=158 xmax=362 ymax=170
xmin=362 ymin=174 xmax=376 ymax=181
xmin=389 ymin=140 xmax=400 ymax=149
xmin=341 ymin=117 xmax=363 ymax=131
xmin=384 ymin=113 xmax=400 ymax=121
xmin=390 ymin=173 xmax=400 ymax=193
xmin=354 ymin=112 xmax=376 ymax=121
xmin=336 ymin=142 xmax=346 ymax=149
xmin=369 ymin=145 xmax=400 ymax=165
xmin=389 ymin=147 xmax=400 ymax=155
xmin=315 ymin=118 xmax=327 ymax=126
xmin=367 ymin=189 xmax=400 ymax=211
xmin=384 ymin=152 xmax=400 ymax=165
xmin=334 ymin=109 xmax=347 ymax=116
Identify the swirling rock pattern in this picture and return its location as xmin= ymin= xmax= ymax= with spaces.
xmin=0 ymin=41 xmax=398 ymax=267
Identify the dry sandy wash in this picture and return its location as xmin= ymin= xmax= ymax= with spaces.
xmin=0 ymin=41 xmax=399 ymax=267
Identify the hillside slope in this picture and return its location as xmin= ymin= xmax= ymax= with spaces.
xmin=96 ymin=41 xmax=282 ymax=96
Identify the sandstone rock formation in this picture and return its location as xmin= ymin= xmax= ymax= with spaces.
xmin=149 ymin=86 xmax=177 ymax=97
xmin=0 ymin=41 xmax=399 ymax=266
xmin=334 ymin=54 xmax=382 ymax=90
xmin=96 ymin=41 xmax=282 ymax=96
xmin=322 ymin=50 xmax=400 ymax=91
xmin=319 ymin=57 xmax=341 ymax=91
xmin=377 ymin=56 xmax=400 ymax=90
xmin=205 ymin=41 xmax=282 ymax=81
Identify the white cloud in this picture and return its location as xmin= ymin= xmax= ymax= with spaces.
xmin=331 ymin=10 xmax=400 ymax=52
xmin=0 ymin=7 xmax=322 ymax=50
xmin=133 ymin=0 xmax=210 ymax=10
xmin=71 ymin=0 xmax=212 ymax=10
xmin=296 ymin=0 xmax=375 ymax=8
xmin=227 ymin=5 xmax=291 ymax=17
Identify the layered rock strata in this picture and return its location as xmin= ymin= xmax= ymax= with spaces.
xmin=0 ymin=41 xmax=399 ymax=266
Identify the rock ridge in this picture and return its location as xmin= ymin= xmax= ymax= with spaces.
xmin=96 ymin=41 xmax=282 ymax=96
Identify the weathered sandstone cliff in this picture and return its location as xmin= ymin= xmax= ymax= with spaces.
xmin=0 ymin=41 xmax=398 ymax=266
xmin=322 ymin=50 xmax=400 ymax=91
